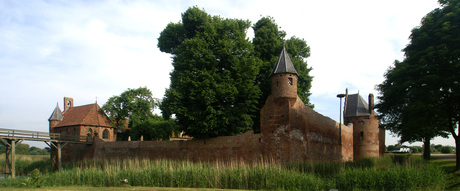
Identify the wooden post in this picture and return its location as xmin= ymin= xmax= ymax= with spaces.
xmin=45 ymin=141 xmax=68 ymax=171
xmin=0 ymin=138 xmax=21 ymax=179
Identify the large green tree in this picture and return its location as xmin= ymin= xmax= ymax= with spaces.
xmin=158 ymin=7 xmax=261 ymax=139
xmin=252 ymin=17 xmax=313 ymax=108
xmin=251 ymin=17 xmax=313 ymax=132
xmin=101 ymin=87 xmax=158 ymax=139
xmin=377 ymin=0 xmax=460 ymax=167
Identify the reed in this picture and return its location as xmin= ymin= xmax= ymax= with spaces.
xmin=0 ymin=155 xmax=447 ymax=190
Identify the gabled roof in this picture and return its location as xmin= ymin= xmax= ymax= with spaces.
xmin=344 ymin=93 xmax=371 ymax=118
xmin=48 ymin=104 xmax=63 ymax=121
xmin=54 ymin=103 xmax=113 ymax=128
xmin=269 ymin=44 xmax=298 ymax=77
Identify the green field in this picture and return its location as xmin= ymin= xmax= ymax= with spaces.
xmin=0 ymin=154 xmax=457 ymax=190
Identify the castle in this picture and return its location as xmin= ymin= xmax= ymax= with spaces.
xmin=49 ymin=46 xmax=384 ymax=162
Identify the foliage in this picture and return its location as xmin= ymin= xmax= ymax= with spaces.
xmin=158 ymin=7 xmax=261 ymax=139
xmin=16 ymin=143 xmax=30 ymax=154
xmin=441 ymin=146 xmax=454 ymax=153
xmin=411 ymin=146 xmax=423 ymax=153
xmin=0 ymin=156 xmax=447 ymax=190
xmin=129 ymin=115 xmax=178 ymax=141
xmin=21 ymin=169 xmax=43 ymax=188
xmin=101 ymin=87 xmax=157 ymax=131
xmin=251 ymin=17 xmax=313 ymax=132
xmin=252 ymin=16 xmax=313 ymax=108
xmin=376 ymin=0 xmax=460 ymax=161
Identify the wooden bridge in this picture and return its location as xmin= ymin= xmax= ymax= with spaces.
xmin=0 ymin=128 xmax=92 ymax=178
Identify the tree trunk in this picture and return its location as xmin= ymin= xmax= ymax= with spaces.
xmin=448 ymin=119 xmax=459 ymax=171
xmin=423 ymin=137 xmax=431 ymax=160
xmin=456 ymin=120 xmax=460 ymax=171
xmin=456 ymin=137 xmax=459 ymax=171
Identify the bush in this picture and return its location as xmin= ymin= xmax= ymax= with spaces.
xmin=441 ymin=146 xmax=453 ymax=154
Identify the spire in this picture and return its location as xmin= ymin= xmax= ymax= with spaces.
xmin=269 ymin=43 xmax=298 ymax=77
xmin=49 ymin=103 xmax=63 ymax=121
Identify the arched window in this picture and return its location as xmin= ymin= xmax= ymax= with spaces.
xmin=102 ymin=129 xmax=109 ymax=139
xmin=87 ymin=128 xmax=92 ymax=137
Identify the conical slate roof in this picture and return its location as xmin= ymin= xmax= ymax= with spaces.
xmin=344 ymin=93 xmax=371 ymax=118
xmin=48 ymin=104 xmax=63 ymax=121
xmin=269 ymin=44 xmax=298 ymax=77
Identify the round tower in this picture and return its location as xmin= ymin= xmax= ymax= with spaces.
xmin=271 ymin=73 xmax=298 ymax=100
xmin=344 ymin=93 xmax=380 ymax=160
xmin=269 ymin=43 xmax=299 ymax=100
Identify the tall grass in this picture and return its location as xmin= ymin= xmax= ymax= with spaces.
xmin=0 ymin=154 xmax=52 ymax=176
xmin=0 ymin=154 xmax=447 ymax=190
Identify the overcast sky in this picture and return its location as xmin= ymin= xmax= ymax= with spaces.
xmin=1 ymin=0 xmax=453 ymax=148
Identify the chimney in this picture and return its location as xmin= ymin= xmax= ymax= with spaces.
xmin=368 ymin=93 xmax=374 ymax=114
xmin=64 ymin=97 xmax=74 ymax=112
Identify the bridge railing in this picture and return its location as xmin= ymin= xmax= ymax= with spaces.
xmin=0 ymin=128 xmax=92 ymax=143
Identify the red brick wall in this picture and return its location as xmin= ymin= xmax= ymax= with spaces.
xmin=88 ymin=131 xmax=263 ymax=163
xmin=345 ymin=115 xmax=380 ymax=160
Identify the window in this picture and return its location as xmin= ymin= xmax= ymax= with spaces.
xmin=102 ymin=129 xmax=109 ymax=139
xmin=87 ymin=128 xmax=92 ymax=137
xmin=288 ymin=78 xmax=293 ymax=85
xmin=360 ymin=131 xmax=364 ymax=140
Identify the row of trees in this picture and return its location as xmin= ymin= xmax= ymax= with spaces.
xmin=101 ymin=87 xmax=177 ymax=141
xmin=377 ymin=0 xmax=460 ymax=169
xmin=387 ymin=144 xmax=454 ymax=154
xmin=158 ymin=7 xmax=313 ymax=138
xmin=0 ymin=143 xmax=50 ymax=155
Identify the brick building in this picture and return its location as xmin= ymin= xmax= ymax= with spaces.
xmin=48 ymin=97 xmax=117 ymax=142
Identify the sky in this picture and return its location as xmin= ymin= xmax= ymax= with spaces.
xmin=0 ymin=0 xmax=454 ymax=148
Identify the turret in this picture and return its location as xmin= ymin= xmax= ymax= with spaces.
xmin=344 ymin=92 xmax=380 ymax=160
xmin=48 ymin=103 xmax=63 ymax=132
xmin=269 ymin=44 xmax=298 ymax=100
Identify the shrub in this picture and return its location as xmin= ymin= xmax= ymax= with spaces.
xmin=441 ymin=146 xmax=453 ymax=154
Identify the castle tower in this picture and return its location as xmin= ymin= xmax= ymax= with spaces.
xmin=344 ymin=92 xmax=382 ymax=160
xmin=269 ymin=44 xmax=298 ymax=100
xmin=260 ymin=44 xmax=299 ymax=161
xmin=48 ymin=103 xmax=63 ymax=132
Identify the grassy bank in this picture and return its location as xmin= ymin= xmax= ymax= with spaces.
xmin=430 ymin=155 xmax=460 ymax=190
xmin=0 ymin=155 xmax=448 ymax=190
xmin=0 ymin=154 xmax=52 ymax=176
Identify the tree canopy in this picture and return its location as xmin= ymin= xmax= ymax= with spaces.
xmin=158 ymin=8 xmax=313 ymax=138
xmin=252 ymin=17 xmax=313 ymax=108
xmin=376 ymin=0 xmax=460 ymax=163
xmin=101 ymin=87 xmax=156 ymax=130
xmin=158 ymin=7 xmax=261 ymax=139
xmin=251 ymin=17 xmax=313 ymax=133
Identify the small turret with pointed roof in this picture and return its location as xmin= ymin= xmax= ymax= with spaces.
xmin=270 ymin=44 xmax=298 ymax=99
xmin=49 ymin=103 xmax=63 ymax=131
xmin=270 ymin=43 xmax=298 ymax=77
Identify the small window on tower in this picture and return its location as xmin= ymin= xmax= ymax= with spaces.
xmin=360 ymin=131 xmax=364 ymax=140
xmin=288 ymin=78 xmax=293 ymax=85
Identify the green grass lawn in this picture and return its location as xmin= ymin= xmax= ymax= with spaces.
xmin=430 ymin=154 xmax=460 ymax=190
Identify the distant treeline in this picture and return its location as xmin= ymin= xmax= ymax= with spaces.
xmin=0 ymin=143 xmax=49 ymax=155
xmin=387 ymin=144 xmax=455 ymax=154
